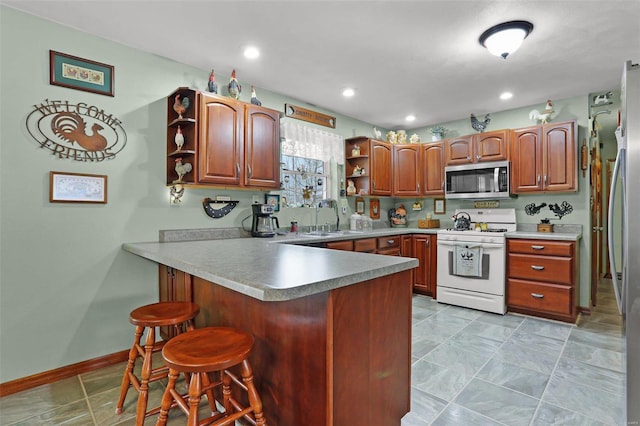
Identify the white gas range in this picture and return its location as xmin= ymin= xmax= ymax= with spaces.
xmin=436 ymin=208 xmax=516 ymax=314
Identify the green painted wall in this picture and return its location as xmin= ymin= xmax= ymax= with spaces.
xmin=0 ymin=6 xmax=376 ymax=383
xmin=1 ymin=6 xmax=602 ymax=383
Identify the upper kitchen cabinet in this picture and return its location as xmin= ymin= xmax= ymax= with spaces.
xmin=393 ymin=144 xmax=421 ymax=196
xmin=444 ymin=129 xmax=509 ymax=165
xmin=166 ymin=88 xmax=280 ymax=189
xmin=345 ymin=137 xmax=392 ymax=196
xmin=511 ymin=120 xmax=576 ymax=193
xmin=420 ymin=142 xmax=445 ymax=196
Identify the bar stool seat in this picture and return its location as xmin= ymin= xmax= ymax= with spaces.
xmin=115 ymin=301 xmax=200 ymax=424
xmin=156 ymin=326 xmax=267 ymax=426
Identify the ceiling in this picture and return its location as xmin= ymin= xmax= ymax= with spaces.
xmin=3 ymin=1 xmax=639 ymax=129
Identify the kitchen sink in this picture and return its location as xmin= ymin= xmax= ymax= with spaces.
xmin=299 ymin=230 xmax=364 ymax=237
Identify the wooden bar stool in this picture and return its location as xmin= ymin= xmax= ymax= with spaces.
xmin=115 ymin=301 xmax=200 ymax=425
xmin=155 ymin=326 xmax=267 ymax=426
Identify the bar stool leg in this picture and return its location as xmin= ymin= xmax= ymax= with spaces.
xmin=115 ymin=325 xmax=144 ymax=415
xmin=187 ymin=373 xmax=203 ymax=426
xmin=136 ymin=326 xmax=156 ymax=425
xmin=240 ymin=359 xmax=266 ymax=426
xmin=156 ymin=368 xmax=179 ymax=426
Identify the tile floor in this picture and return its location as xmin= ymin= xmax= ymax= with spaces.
xmin=0 ymin=280 xmax=624 ymax=426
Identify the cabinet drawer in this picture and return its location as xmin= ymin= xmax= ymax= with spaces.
xmin=508 ymin=239 xmax=573 ymax=257
xmin=377 ymin=248 xmax=401 ymax=256
xmin=507 ymin=279 xmax=573 ymax=316
xmin=508 ymin=253 xmax=573 ymax=285
xmin=354 ymin=238 xmax=376 ymax=253
xmin=326 ymin=240 xmax=354 ymax=251
xmin=377 ymin=236 xmax=400 ymax=250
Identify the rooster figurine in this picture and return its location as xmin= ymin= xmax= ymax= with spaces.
xmin=470 ymin=113 xmax=491 ymax=133
xmin=529 ymin=100 xmax=554 ymax=124
xmin=174 ymin=158 xmax=192 ymax=183
xmin=174 ymin=125 xmax=185 ymax=151
xmin=228 ymin=69 xmax=241 ymax=100
xmin=207 ymin=69 xmax=218 ymax=94
xmin=51 ymin=112 xmax=107 ymax=151
xmin=250 ymin=85 xmax=261 ymax=106
xmin=173 ymin=94 xmax=190 ymax=119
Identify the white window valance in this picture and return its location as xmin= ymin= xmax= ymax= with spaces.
xmin=281 ymin=120 xmax=345 ymax=164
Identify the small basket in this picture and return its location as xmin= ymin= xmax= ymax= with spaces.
xmin=537 ymin=223 xmax=554 ymax=233
xmin=418 ymin=219 xmax=440 ymax=229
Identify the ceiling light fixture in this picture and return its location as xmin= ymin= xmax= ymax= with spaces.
xmin=479 ymin=20 xmax=533 ymax=59
xmin=243 ymin=46 xmax=260 ymax=59
xmin=342 ymin=88 xmax=355 ymax=97
xmin=405 ymin=114 xmax=416 ymax=122
xmin=500 ymin=92 xmax=513 ymax=100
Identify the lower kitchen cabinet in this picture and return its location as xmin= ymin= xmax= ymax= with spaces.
xmin=412 ymin=234 xmax=437 ymax=297
xmin=506 ymin=239 xmax=578 ymax=323
xmin=377 ymin=236 xmax=401 ymax=256
xmin=158 ymin=264 xmax=193 ymax=339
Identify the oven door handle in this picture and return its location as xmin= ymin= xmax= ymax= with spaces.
xmin=436 ymin=240 xmax=504 ymax=249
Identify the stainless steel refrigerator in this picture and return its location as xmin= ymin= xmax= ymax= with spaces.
xmin=608 ymin=59 xmax=639 ymax=425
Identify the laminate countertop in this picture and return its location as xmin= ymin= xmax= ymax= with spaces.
xmin=122 ymin=229 xmax=423 ymax=302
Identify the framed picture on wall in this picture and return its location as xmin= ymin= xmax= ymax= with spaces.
xmin=434 ymin=198 xmax=446 ymax=214
xmin=265 ymin=194 xmax=280 ymax=212
xmin=49 ymin=171 xmax=107 ymax=203
xmin=49 ymin=50 xmax=114 ymax=97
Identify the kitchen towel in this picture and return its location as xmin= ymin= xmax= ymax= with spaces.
xmin=453 ymin=244 xmax=483 ymax=277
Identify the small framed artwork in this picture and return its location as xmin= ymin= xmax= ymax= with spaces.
xmin=434 ymin=198 xmax=446 ymax=214
xmin=355 ymin=196 xmax=365 ymax=214
xmin=265 ymin=194 xmax=280 ymax=212
xmin=49 ymin=50 xmax=114 ymax=97
xmin=370 ymin=198 xmax=380 ymax=219
xmin=49 ymin=171 xmax=107 ymax=203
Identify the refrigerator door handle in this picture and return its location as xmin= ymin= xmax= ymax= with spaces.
xmin=608 ymin=148 xmax=625 ymax=314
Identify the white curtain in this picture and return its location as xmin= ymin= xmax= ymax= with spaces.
xmin=281 ymin=120 xmax=345 ymax=163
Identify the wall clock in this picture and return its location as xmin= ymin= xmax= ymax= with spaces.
xmin=202 ymin=197 xmax=239 ymax=218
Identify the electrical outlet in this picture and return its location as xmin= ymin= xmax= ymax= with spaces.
xmin=342 ymin=206 xmax=347 ymax=214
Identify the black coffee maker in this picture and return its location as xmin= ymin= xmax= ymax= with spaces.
xmin=251 ymin=204 xmax=279 ymax=237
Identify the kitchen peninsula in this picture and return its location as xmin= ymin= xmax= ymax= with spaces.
xmin=122 ymin=235 xmax=418 ymax=426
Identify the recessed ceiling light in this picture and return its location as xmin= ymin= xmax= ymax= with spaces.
xmin=405 ymin=114 xmax=416 ymax=122
xmin=342 ymin=88 xmax=355 ymax=97
xmin=243 ymin=46 xmax=260 ymax=59
xmin=500 ymin=92 xmax=513 ymax=100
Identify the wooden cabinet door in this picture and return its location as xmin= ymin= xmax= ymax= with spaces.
xmin=445 ymin=136 xmax=474 ymax=165
xmin=421 ymin=142 xmax=444 ymax=196
xmin=475 ymin=129 xmax=508 ymax=162
xmin=245 ymin=105 xmax=280 ymax=188
xmin=370 ymin=140 xmax=392 ymax=196
xmin=393 ymin=144 xmax=421 ymax=196
xmin=401 ymin=235 xmax=412 ymax=257
xmin=158 ymin=265 xmax=193 ymax=339
xmin=199 ymin=94 xmax=243 ymax=185
xmin=511 ymin=126 xmax=543 ymax=193
xmin=543 ymin=121 xmax=576 ymax=191
xmin=412 ymin=235 xmax=431 ymax=294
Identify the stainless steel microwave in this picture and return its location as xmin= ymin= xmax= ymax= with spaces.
xmin=444 ymin=160 xmax=511 ymax=199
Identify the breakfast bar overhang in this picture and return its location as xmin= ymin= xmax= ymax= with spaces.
xmin=123 ymin=238 xmax=418 ymax=425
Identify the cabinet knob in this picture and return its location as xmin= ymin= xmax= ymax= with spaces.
xmin=544 ymin=175 xmax=548 ymax=185
xmin=467 ymin=156 xmax=471 ymax=161
xmin=476 ymin=154 xmax=480 ymax=160
xmin=417 ymin=183 xmax=420 ymax=192
xmin=531 ymin=265 xmax=545 ymax=271
xmin=537 ymin=175 xmax=541 ymax=185
xmin=236 ymin=163 xmax=241 ymax=176
xmin=387 ymin=239 xmax=395 ymax=245
xmin=247 ymin=165 xmax=252 ymax=178
xmin=531 ymin=245 xmax=545 ymax=250
xmin=531 ymin=293 xmax=545 ymax=299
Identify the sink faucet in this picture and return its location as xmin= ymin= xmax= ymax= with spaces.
xmin=318 ymin=199 xmax=339 ymax=231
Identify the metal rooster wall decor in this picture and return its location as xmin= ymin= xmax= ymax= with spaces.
xmin=470 ymin=113 xmax=491 ymax=132
xmin=525 ymin=201 xmax=574 ymax=224
xmin=25 ymin=99 xmax=127 ymax=162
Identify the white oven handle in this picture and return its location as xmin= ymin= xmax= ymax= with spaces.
xmin=436 ymin=240 xmax=503 ymax=249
